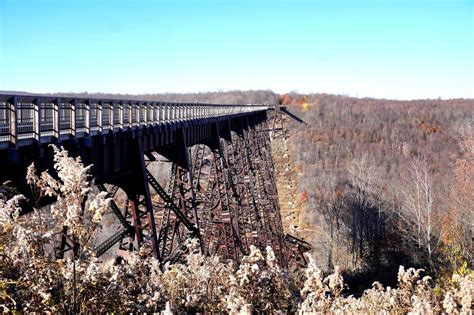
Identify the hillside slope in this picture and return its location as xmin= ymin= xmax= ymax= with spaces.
xmin=272 ymin=93 xmax=473 ymax=274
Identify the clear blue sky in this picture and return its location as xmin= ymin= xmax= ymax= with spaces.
xmin=0 ymin=0 xmax=472 ymax=99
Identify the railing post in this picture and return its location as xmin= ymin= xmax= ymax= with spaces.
xmin=164 ymin=103 xmax=168 ymax=123
xmin=152 ymin=102 xmax=157 ymax=125
xmin=87 ymin=99 xmax=92 ymax=134
xmin=159 ymin=103 xmax=163 ymax=124
xmin=127 ymin=102 xmax=131 ymax=128
xmin=128 ymin=102 xmax=133 ymax=127
xmin=55 ymin=97 xmax=60 ymax=139
xmin=85 ymin=100 xmax=90 ymax=134
xmin=71 ymin=99 xmax=76 ymax=137
xmin=157 ymin=102 xmax=161 ymax=124
xmin=146 ymin=102 xmax=149 ymax=125
xmin=111 ymin=100 xmax=116 ymax=129
xmin=149 ymin=102 xmax=154 ymax=125
xmin=144 ymin=101 xmax=148 ymax=125
xmin=160 ymin=103 xmax=164 ymax=123
xmin=137 ymin=101 xmax=142 ymax=126
xmin=119 ymin=101 xmax=124 ymax=129
xmin=136 ymin=101 xmax=140 ymax=126
xmin=109 ymin=101 xmax=113 ymax=128
xmin=146 ymin=101 xmax=150 ymax=125
xmin=150 ymin=102 xmax=155 ymax=124
xmin=171 ymin=104 xmax=176 ymax=123
xmin=98 ymin=100 xmax=103 ymax=133
xmin=162 ymin=104 xmax=166 ymax=123
xmin=124 ymin=102 xmax=128 ymax=128
xmin=11 ymin=96 xmax=18 ymax=146
xmin=137 ymin=101 xmax=141 ymax=125
xmin=35 ymin=97 xmax=41 ymax=141
xmin=148 ymin=102 xmax=151 ymax=124
xmin=143 ymin=101 xmax=147 ymax=126
xmin=131 ymin=102 xmax=136 ymax=126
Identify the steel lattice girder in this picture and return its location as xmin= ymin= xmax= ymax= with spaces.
xmin=91 ymin=112 xmax=309 ymax=267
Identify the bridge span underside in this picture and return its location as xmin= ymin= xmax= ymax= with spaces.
xmin=0 ymin=94 xmax=309 ymax=267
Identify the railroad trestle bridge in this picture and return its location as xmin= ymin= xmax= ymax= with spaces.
xmin=0 ymin=94 xmax=309 ymax=266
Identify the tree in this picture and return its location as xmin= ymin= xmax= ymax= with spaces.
xmin=444 ymin=128 xmax=474 ymax=266
xmin=398 ymin=160 xmax=443 ymax=271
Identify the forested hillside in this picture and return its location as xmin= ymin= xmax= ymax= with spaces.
xmin=274 ymin=93 xmax=473 ymax=285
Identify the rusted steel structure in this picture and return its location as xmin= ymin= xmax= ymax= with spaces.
xmin=0 ymin=94 xmax=309 ymax=266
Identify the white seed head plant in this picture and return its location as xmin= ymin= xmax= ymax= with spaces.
xmin=0 ymin=147 xmax=473 ymax=313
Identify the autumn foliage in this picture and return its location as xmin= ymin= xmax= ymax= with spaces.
xmin=271 ymin=93 xmax=473 ymax=279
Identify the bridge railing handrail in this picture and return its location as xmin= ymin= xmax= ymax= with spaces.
xmin=0 ymin=94 xmax=273 ymax=146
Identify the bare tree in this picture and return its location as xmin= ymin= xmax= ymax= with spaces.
xmin=447 ymin=127 xmax=474 ymax=265
xmin=398 ymin=161 xmax=443 ymax=270
xmin=308 ymin=171 xmax=345 ymax=270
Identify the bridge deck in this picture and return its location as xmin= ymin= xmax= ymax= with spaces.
xmin=0 ymin=94 xmax=270 ymax=149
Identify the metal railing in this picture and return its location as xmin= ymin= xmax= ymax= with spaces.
xmin=0 ymin=94 xmax=271 ymax=146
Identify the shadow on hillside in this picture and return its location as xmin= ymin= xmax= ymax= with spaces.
xmin=280 ymin=107 xmax=307 ymax=124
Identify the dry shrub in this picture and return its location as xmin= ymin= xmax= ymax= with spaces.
xmin=0 ymin=147 xmax=472 ymax=313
